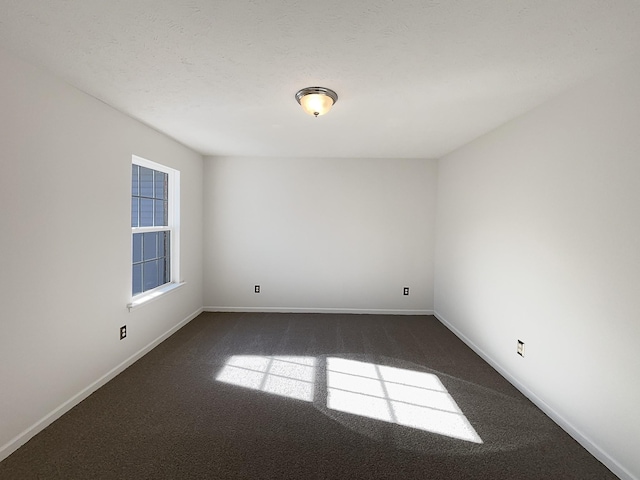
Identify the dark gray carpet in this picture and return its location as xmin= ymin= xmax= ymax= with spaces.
xmin=0 ymin=313 xmax=617 ymax=479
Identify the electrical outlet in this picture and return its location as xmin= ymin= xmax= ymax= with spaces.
xmin=403 ymin=287 xmax=409 ymax=296
xmin=517 ymin=339 xmax=525 ymax=357
xmin=254 ymin=285 xmax=260 ymax=294
xmin=120 ymin=325 xmax=127 ymax=340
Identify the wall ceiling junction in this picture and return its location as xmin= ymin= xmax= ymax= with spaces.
xmin=1 ymin=0 xmax=640 ymax=159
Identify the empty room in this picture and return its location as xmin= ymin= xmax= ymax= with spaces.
xmin=1 ymin=1 xmax=639 ymax=479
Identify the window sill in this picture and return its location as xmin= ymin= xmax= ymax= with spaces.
xmin=127 ymin=282 xmax=186 ymax=311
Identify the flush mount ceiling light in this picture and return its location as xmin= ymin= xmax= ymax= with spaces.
xmin=295 ymin=87 xmax=338 ymax=117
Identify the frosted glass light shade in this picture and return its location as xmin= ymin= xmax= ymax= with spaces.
xmin=295 ymin=87 xmax=338 ymax=117
xmin=300 ymin=93 xmax=334 ymax=116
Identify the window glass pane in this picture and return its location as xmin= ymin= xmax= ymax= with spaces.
xmin=132 ymin=233 xmax=143 ymax=263
xmin=132 ymin=165 xmax=139 ymax=196
xmin=140 ymin=198 xmax=154 ymax=227
xmin=143 ymin=232 xmax=158 ymax=261
xmin=154 ymin=171 xmax=168 ymax=200
xmin=131 ymin=197 xmax=139 ymax=228
xmin=154 ymin=199 xmax=167 ymax=226
xmin=139 ymin=167 xmax=154 ymax=197
xmin=133 ymin=264 xmax=143 ymax=296
xmin=143 ymin=260 xmax=159 ymax=291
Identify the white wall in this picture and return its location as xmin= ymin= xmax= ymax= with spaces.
xmin=203 ymin=156 xmax=437 ymax=314
xmin=435 ymin=58 xmax=640 ymax=480
xmin=0 ymin=47 xmax=203 ymax=459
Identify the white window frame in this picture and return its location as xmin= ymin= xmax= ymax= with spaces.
xmin=128 ymin=155 xmax=183 ymax=310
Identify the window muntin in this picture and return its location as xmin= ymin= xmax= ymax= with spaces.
xmin=131 ymin=156 xmax=179 ymax=297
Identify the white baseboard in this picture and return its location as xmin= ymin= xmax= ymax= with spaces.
xmin=204 ymin=306 xmax=434 ymax=316
xmin=0 ymin=307 xmax=203 ymax=463
xmin=433 ymin=310 xmax=635 ymax=480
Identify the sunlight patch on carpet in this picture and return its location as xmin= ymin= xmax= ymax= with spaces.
xmin=216 ymin=355 xmax=482 ymax=443
xmin=216 ymin=355 xmax=316 ymax=402
xmin=326 ymin=358 xmax=482 ymax=443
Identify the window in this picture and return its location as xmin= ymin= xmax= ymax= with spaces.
xmin=131 ymin=156 xmax=180 ymax=299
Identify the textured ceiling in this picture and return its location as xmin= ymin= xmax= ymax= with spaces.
xmin=1 ymin=1 xmax=640 ymax=158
